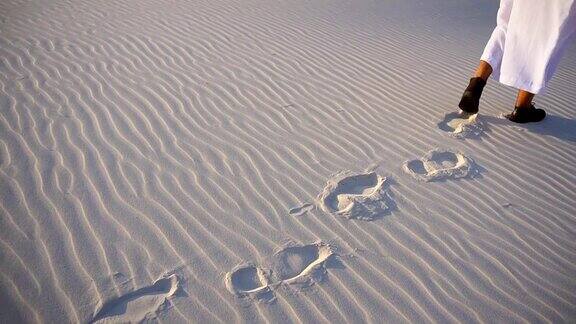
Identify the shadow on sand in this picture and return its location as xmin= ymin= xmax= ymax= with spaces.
xmin=481 ymin=114 xmax=576 ymax=142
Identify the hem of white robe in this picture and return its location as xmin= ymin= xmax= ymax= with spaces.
xmin=480 ymin=55 xmax=545 ymax=94
xmin=496 ymin=75 xmax=545 ymax=95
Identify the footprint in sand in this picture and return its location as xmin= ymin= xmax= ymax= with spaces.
xmin=269 ymin=242 xmax=334 ymax=286
xmin=225 ymin=265 xmax=270 ymax=297
xmin=225 ymin=242 xmax=335 ymax=298
xmin=438 ymin=112 xmax=483 ymax=138
xmin=317 ymin=171 xmax=393 ymax=220
xmin=91 ymin=274 xmax=180 ymax=323
xmin=288 ymin=203 xmax=314 ymax=216
xmin=403 ymin=149 xmax=477 ymax=182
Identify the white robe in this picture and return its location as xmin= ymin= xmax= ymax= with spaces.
xmin=481 ymin=0 xmax=576 ymax=94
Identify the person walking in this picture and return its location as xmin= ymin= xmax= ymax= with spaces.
xmin=459 ymin=0 xmax=576 ymax=123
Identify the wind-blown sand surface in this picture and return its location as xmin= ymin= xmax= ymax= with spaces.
xmin=1 ymin=0 xmax=576 ymax=322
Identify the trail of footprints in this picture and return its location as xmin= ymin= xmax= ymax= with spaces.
xmin=230 ymin=147 xmax=477 ymax=298
xmin=97 ymin=113 xmax=478 ymax=307
xmin=289 ymin=148 xmax=477 ymax=221
xmin=90 ymin=116 xmax=477 ymax=307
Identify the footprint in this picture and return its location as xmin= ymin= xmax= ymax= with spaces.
xmin=289 ymin=203 xmax=314 ymax=216
xmin=54 ymin=165 xmax=73 ymax=194
xmin=225 ymin=265 xmax=270 ymax=297
xmin=0 ymin=140 xmax=10 ymax=169
xmin=91 ymin=274 xmax=180 ymax=323
xmin=438 ymin=112 xmax=483 ymax=138
xmin=269 ymin=242 xmax=334 ymax=286
xmin=403 ymin=149 xmax=476 ymax=182
xmin=317 ymin=171 xmax=392 ymax=220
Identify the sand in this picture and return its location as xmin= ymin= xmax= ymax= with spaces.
xmin=1 ymin=0 xmax=576 ymax=322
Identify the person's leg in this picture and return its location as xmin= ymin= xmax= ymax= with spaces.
xmin=501 ymin=1 xmax=575 ymax=124
xmin=459 ymin=0 xmax=514 ymax=114
xmin=515 ymin=90 xmax=535 ymax=108
xmin=474 ymin=60 xmax=493 ymax=81
xmin=505 ymin=89 xmax=546 ymax=123
xmin=459 ymin=61 xmax=491 ymax=113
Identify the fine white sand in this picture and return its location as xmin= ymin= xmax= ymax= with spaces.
xmin=1 ymin=0 xmax=576 ymax=322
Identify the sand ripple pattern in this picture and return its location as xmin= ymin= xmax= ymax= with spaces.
xmin=1 ymin=0 xmax=576 ymax=322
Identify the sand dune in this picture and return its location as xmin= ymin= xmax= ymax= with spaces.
xmin=1 ymin=0 xmax=576 ymax=322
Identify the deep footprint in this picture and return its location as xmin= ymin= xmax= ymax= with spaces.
xmin=438 ymin=112 xmax=483 ymax=138
xmin=317 ymin=172 xmax=392 ymax=220
xmin=403 ymin=149 xmax=476 ymax=182
xmin=225 ymin=265 xmax=269 ymax=296
xmin=270 ymin=242 xmax=333 ymax=285
xmin=91 ymin=274 xmax=180 ymax=323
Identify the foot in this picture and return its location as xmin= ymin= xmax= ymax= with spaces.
xmin=505 ymin=104 xmax=546 ymax=123
xmin=459 ymin=111 xmax=475 ymax=118
xmin=458 ymin=77 xmax=486 ymax=114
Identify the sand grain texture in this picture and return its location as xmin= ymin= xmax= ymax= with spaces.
xmin=1 ymin=0 xmax=576 ymax=322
